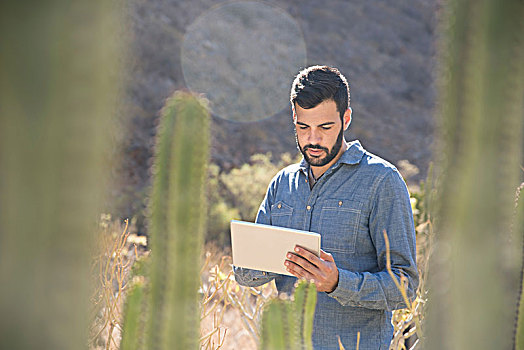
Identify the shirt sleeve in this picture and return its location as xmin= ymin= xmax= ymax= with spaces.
xmin=233 ymin=174 xmax=280 ymax=287
xmin=326 ymin=169 xmax=419 ymax=311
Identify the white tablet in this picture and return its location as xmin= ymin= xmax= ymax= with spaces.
xmin=230 ymin=220 xmax=321 ymax=276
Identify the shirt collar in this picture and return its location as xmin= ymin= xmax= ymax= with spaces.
xmin=298 ymin=140 xmax=365 ymax=174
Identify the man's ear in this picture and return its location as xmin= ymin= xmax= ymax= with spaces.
xmin=343 ymin=107 xmax=352 ymax=130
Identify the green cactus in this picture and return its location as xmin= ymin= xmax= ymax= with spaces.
xmin=513 ymin=183 xmax=524 ymax=349
xmin=426 ymin=0 xmax=524 ymax=349
xmin=120 ymin=278 xmax=148 ymax=350
xmin=120 ymin=91 xmax=210 ymax=350
xmin=260 ymin=280 xmax=317 ymax=350
xmin=120 ymin=255 xmax=150 ymax=350
xmin=0 ymin=1 xmax=122 ymax=349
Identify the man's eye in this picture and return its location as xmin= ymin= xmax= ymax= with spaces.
xmin=299 ymin=126 xmax=308 ymax=130
xmin=321 ymin=126 xmax=332 ymax=130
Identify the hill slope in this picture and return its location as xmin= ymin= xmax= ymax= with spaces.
xmin=114 ymin=0 xmax=438 ymax=222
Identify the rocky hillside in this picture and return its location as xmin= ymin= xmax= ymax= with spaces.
xmin=113 ymin=0 xmax=438 ymax=224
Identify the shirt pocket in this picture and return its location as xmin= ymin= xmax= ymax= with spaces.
xmin=319 ymin=198 xmax=363 ymax=254
xmin=270 ymin=200 xmax=293 ymax=228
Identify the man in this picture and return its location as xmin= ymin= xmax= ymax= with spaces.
xmin=234 ymin=65 xmax=418 ymax=349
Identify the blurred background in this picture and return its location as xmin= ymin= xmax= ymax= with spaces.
xmin=114 ymin=0 xmax=437 ymax=235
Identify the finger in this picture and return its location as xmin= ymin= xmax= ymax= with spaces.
xmin=320 ymin=249 xmax=335 ymax=262
xmin=285 ymin=260 xmax=314 ymax=280
xmin=294 ymin=246 xmax=322 ymax=264
xmin=286 ymin=252 xmax=318 ymax=274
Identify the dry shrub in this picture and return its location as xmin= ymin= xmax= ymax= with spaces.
xmin=199 ymin=244 xmax=277 ymax=350
xmin=89 ymin=215 xmax=146 ymax=350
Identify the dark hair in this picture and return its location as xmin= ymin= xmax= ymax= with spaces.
xmin=290 ymin=65 xmax=350 ymax=121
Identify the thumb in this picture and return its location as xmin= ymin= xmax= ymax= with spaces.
xmin=320 ymin=249 xmax=334 ymax=262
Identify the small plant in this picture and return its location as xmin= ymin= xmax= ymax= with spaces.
xmin=259 ymin=280 xmax=317 ymax=350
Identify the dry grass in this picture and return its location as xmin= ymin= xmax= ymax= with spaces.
xmin=89 ymin=216 xmax=146 ymax=350
xmin=89 ymin=210 xmax=432 ymax=350
xmin=88 ymin=218 xmax=277 ymax=350
xmin=199 ymin=245 xmax=277 ymax=350
xmin=389 ymin=217 xmax=432 ymax=350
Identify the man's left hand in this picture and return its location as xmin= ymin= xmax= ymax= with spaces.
xmin=285 ymin=246 xmax=339 ymax=293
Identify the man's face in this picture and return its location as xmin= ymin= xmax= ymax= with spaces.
xmin=294 ymin=100 xmax=350 ymax=167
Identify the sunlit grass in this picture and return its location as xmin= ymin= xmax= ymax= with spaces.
xmin=91 ymin=183 xmax=432 ymax=350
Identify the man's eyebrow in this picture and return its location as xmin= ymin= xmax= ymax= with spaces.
xmin=296 ymin=121 xmax=336 ymax=127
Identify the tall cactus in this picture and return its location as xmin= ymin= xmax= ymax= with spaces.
xmin=260 ymin=280 xmax=317 ymax=350
xmin=0 ymin=1 xmax=122 ymax=349
xmin=426 ymin=0 xmax=524 ymax=349
xmin=120 ymin=91 xmax=210 ymax=350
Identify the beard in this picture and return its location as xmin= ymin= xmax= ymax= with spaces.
xmin=296 ymin=126 xmax=344 ymax=167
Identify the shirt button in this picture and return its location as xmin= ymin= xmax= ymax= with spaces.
xmin=277 ymin=203 xmax=282 ymax=209
xmin=306 ymin=205 xmax=311 ymax=210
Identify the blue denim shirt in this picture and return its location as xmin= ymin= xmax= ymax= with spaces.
xmin=234 ymin=140 xmax=418 ymax=350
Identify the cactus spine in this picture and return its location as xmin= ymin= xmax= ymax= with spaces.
xmin=427 ymin=0 xmax=524 ymax=349
xmin=260 ymin=280 xmax=317 ymax=350
xmin=0 ymin=1 xmax=122 ymax=349
xmin=120 ymin=91 xmax=210 ymax=350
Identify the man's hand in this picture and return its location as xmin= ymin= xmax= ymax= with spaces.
xmin=285 ymin=246 xmax=339 ymax=293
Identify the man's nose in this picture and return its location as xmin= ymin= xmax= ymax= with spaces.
xmin=308 ymin=129 xmax=321 ymax=144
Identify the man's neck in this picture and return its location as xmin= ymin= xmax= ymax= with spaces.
xmin=310 ymin=141 xmax=348 ymax=179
